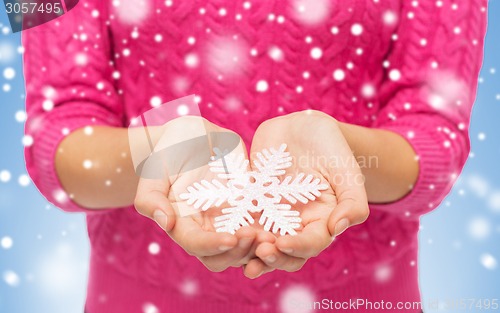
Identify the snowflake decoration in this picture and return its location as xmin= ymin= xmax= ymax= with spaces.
xmin=179 ymin=144 xmax=329 ymax=235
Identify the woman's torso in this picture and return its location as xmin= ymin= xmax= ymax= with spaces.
xmin=86 ymin=0 xmax=422 ymax=311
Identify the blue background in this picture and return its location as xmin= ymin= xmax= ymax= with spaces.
xmin=0 ymin=2 xmax=499 ymax=313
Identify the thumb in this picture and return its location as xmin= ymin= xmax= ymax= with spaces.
xmin=327 ymin=196 xmax=369 ymax=238
xmin=135 ymin=180 xmax=176 ymax=232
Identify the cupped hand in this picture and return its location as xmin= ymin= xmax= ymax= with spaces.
xmin=244 ymin=110 xmax=369 ymax=278
xmin=134 ymin=116 xmax=270 ymax=272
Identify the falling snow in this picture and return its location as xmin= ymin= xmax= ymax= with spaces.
xmin=480 ymin=253 xmax=498 ymax=270
xmin=15 ymin=110 xmax=27 ymax=122
xmin=143 ymin=303 xmax=159 ymax=313
xmin=179 ymin=278 xmax=199 ymax=296
xmin=310 ymin=47 xmax=322 ymax=60
xmin=427 ymin=71 xmax=468 ymax=112
xmin=268 ymin=46 xmax=284 ymax=62
xmin=84 ymin=126 xmax=94 ymax=136
xmin=3 ymin=67 xmax=15 ymax=80
xmin=361 ymin=84 xmax=376 ymax=98
xmin=291 ymin=0 xmax=331 ymax=26
xmin=466 ymin=175 xmax=489 ymax=198
xmin=0 ymin=170 xmax=11 ymax=182
xmin=113 ymin=0 xmax=151 ymax=24
xmin=224 ymin=96 xmax=242 ymax=111
xmin=351 ymin=23 xmax=363 ymax=36
xmin=184 ymin=53 xmax=199 ymax=68
xmin=82 ymin=160 xmax=93 ymax=170
xmin=206 ymin=36 xmax=248 ymax=75
xmin=488 ymin=191 xmax=500 ymax=213
xmin=1 ymin=236 xmax=13 ymax=249
xmin=53 ymin=189 xmax=70 ymax=204
xmin=18 ymin=175 xmax=31 ymax=187
xmin=374 ymin=264 xmax=393 ymax=283
xmin=3 ymin=270 xmax=20 ymax=287
xmin=177 ymin=104 xmax=189 ymax=116
xmin=333 ymin=69 xmax=345 ymax=81
xmin=75 ymin=53 xmax=88 ymax=66
xmin=468 ymin=217 xmax=491 ymax=240
xmin=256 ymin=80 xmax=269 ymax=92
xmin=383 ymin=10 xmax=398 ymax=26
xmin=388 ymin=69 xmax=401 ymax=81
xmin=22 ymin=135 xmax=33 ymax=147
xmin=0 ymin=42 xmax=15 ymax=63
xmin=148 ymin=242 xmax=160 ymax=255
xmin=150 ymin=96 xmax=163 ymax=107
xmin=280 ymin=285 xmax=315 ymax=313
xmin=37 ymin=244 xmax=81 ymax=296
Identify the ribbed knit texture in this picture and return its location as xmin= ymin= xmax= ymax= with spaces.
xmin=22 ymin=1 xmax=487 ymax=312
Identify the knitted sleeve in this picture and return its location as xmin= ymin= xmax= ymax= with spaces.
xmin=23 ymin=1 xmax=123 ymax=213
xmin=369 ymin=0 xmax=487 ymax=217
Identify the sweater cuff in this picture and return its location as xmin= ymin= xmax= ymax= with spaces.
xmin=368 ymin=121 xmax=463 ymax=218
xmin=25 ymin=103 xmax=122 ymax=214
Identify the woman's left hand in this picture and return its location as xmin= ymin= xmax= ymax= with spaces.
xmin=243 ymin=110 xmax=369 ymax=278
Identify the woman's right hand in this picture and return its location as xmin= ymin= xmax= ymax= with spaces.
xmin=134 ymin=116 xmax=270 ymax=272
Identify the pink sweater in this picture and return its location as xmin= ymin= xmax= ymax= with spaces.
xmin=23 ymin=1 xmax=487 ymax=312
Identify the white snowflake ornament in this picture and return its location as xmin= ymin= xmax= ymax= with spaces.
xmin=179 ymin=144 xmax=329 ymax=236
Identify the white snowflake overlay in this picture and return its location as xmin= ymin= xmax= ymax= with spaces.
xmin=179 ymin=144 xmax=328 ymax=235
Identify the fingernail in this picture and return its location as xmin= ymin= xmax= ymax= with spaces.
xmin=153 ymin=210 xmax=168 ymax=230
xmin=238 ymin=237 xmax=253 ymax=248
xmin=334 ymin=218 xmax=350 ymax=237
xmin=280 ymin=248 xmax=293 ymax=254
xmin=218 ymin=245 xmax=232 ymax=252
xmin=265 ymin=255 xmax=277 ymax=263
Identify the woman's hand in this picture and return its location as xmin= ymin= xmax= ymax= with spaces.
xmin=244 ymin=110 xmax=369 ymax=278
xmin=134 ymin=116 xmax=264 ymax=272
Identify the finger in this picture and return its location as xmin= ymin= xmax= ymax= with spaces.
xmin=172 ymin=216 xmax=237 ymax=257
xmin=200 ymin=227 xmax=256 ymax=271
xmin=327 ymin=192 xmax=369 ymax=238
xmin=235 ymin=226 xmax=258 ymax=258
xmin=135 ymin=179 xmax=176 ymax=232
xmin=275 ymin=220 xmax=331 ymax=259
xmin=256 ymin=229 xmax=277 ymax=244
xmin=325 ymin=151 xmax=369 ymax=238
xmin=243 ymin=258 xmax=275 ymax=279
xmin=256 ymin=242 xmax=306 ymax=272
xmin=237 ymin=229 xmax=276 ymax=265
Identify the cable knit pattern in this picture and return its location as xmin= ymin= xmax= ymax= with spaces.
xmin=22 ymin=1 xmax=487 ymax=312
